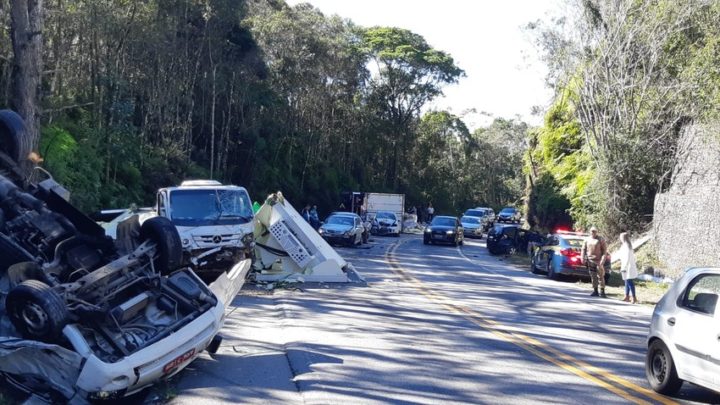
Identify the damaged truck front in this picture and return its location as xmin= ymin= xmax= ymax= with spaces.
xmin=0 ymin=110 xmax=249 ymax=402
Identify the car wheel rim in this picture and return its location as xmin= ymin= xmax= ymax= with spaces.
xmin=21 ymin=302 xmax=49 ymax=334
xmin=651 ymin=350 xmax=667 ymax=382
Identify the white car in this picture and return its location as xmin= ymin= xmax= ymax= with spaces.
xmin=371 ymin=211 xmax=401 ymax=237
xmin=646 ymin=267 xmax=720 ymax=395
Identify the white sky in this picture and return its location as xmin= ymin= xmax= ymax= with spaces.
xmin=285 ymin=0 xmax=561 ymax=129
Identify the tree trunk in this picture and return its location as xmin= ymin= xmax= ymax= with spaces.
xmin=10 ymin=0 xmax=44 ymax=164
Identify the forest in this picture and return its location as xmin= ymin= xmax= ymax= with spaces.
xmin=0 ymin=0 xmax=526 ymax=218
xmin=2 ymin=0 xmax=719 ymax=236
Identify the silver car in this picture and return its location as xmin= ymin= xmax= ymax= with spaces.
xmin=319 ymin=212 xmax=366 ymax=246
xmin=646 ymin=267 xmax=720 ymax=395
xmin=460 ymin=216 xmax=483 ymax=238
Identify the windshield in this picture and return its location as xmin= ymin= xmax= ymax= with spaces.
xmin=465 ymin=209 xmax=485 ymax=217
xmin=461 ymin=216 xmax=479 ymax=224
xmin=326 ymin=215 xmax=355 ymax=226
xmin=500 ymin=208 xmax=516 ymax=214
xmin=169 ymin=188 xmax=253 ymax=226
xmin=431 ymin=217 xmax=455 ymax=227
xmin=376 ymin=212 xmax=396 ymax=220
xmin=564 ymin=238 xmax=584 ymax=248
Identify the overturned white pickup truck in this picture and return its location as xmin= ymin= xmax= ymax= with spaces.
xmin=0 ymin=111 xmax=250 ymax=402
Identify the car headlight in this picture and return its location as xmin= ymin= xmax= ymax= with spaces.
xmin=182 ymin=238 xmax=190 ymax=246
xmin=318 ymin=229 xmax=324 ymax=234
xmin=446 ymin=230 xmax=455 ymax=235
xmin=424 ymin=228 xmax=431 ymax=233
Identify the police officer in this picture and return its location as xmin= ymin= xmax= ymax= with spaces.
xmin=581 ymin=226 xmax=608 ymax=297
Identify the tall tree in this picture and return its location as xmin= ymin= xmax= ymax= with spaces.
xmin=362 ymin=27 xmax=464 ymax=189
xmin=9 ymin=0 xmax=43 ymax=163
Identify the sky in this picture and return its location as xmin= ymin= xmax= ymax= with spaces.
xmin=285 ymin=0 xmax=562 ymax=129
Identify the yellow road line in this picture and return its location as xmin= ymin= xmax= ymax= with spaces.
xmin=385 ymin=240 xmax=677 ymax=405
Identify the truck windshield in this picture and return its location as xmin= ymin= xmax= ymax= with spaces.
xmin=169 ymin=189 xmax=253 ymax=226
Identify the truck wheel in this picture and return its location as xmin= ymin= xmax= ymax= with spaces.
xmin=7 ymin=261 xmax=48 ymax=287
xmin=6 ymin=280 xmax=69 ymax=343
xmin=140 ymin=216 xmax=183 ymax=274
xmin=0 ymin=110 xmax=26 ymax=163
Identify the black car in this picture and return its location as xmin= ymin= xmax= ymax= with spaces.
xmin=423 ymin=216 xmax=464 ymax=246
xmin=486 ymin=224 xmax=542 ymax=255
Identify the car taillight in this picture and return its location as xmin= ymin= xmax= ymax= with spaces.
xmin=561 ymin=248 xmax=581 ymax=263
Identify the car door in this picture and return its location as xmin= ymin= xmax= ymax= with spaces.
xmin=540 ymin=236 xmax=559 ymax=269
xmin=672 ymin=273 xmax=720 ymax=388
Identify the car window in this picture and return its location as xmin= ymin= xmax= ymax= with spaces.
xmin=564 ymin=238 xmax=584 ymax=248
xmin=431 ymin=217 xmax=455 ymax=227
xmin=503 ymin=227 xmax=518 ymax=238
xmin=681 ymin=274 xmax=720 ymax=315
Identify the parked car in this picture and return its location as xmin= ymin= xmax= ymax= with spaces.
xmin=475 ymin=207 xmax=496 ymax=230
xmin=460 ymin=215 xmax=483 ymax=238
xmin=645 ymin=267 xmax=720 ymax=395
xmin=319 ymin=212 xmax=366 ymax=246
xmin=371 ymin=211 xmax=401 ymax=237
xmin=530 ymin=231 xmax=608 ymax=284
xmin=423 ymin=216 xmax=464 ymax=246
xmin=486 ymin=224 xmax=541 ymax=255
xmin=0 ymin=110 xmax=250 ymax=401
xmin=464 ymin=208 xmax=492 ymax=231
xmin=497 ymin=207 xmax=521 ymax=223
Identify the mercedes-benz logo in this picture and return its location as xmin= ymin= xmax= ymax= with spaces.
xmin=212 ymin=235 xmax=222 ymax=244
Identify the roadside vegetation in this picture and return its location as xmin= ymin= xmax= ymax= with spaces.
xmin=2 ymin=0 xmax=720 ymax=270
xmin=524 ymin=0 xmax=720 ymax=240
xmin=0 ymin=0 xmax=526 ymax=216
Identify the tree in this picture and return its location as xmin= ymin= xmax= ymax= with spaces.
xmin=528 ymin=0 xmax=715 ymax=235
xmin=363 ymin=27 xmax=464 ymax=189
xmin=9 ymin=0 xmax=44 ymax=165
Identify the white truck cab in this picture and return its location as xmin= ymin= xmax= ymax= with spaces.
xmin=142 ymin=180 xmax=255 ymax=271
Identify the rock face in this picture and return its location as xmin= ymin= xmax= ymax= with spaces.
xmin=654 ymin=123 xmax=720 ymax=277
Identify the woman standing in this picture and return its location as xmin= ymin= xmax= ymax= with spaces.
xmin=619 ymin=232 xmax=639 ymax=303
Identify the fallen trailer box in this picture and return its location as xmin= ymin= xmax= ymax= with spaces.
xmin=252 ymin=192 xmax=362 ymax=283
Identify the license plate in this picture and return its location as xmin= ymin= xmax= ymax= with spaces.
xmin=163 ymin=348 xmax=196 ymax=375
xmin=433 ymin=234 xmax=444 ymax=239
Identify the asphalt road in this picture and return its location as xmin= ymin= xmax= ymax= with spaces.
xmin=168 ymin=234 xmax=720 ymax=405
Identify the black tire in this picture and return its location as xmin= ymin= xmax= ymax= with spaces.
xmin=362 ymin=231 xmax=369 ymax=244
xmin=459 ymin=238 xmax=463 ymax=246
xmin=423 ymin=238 xmax=429 ymax=245
xmin=646 ymin=339 xmax=683 ymax=395
xmin=6 ymin=280 xmax=69 ymax=342
xmin=546 ymin=259 xmax=559 ymax=280
xmin=0 ymin=110 xmax=26 ymax=163
xmin=140 ymin=216 xmax=183 ymax=274
xmin=7 ymin=261 xmax=48 ymax=287
xmin=530 ymin=257 xmax=541 ymax=274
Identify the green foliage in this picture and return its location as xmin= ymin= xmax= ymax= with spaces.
xmin=0 ymin=0 xmax=527 ymax=220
